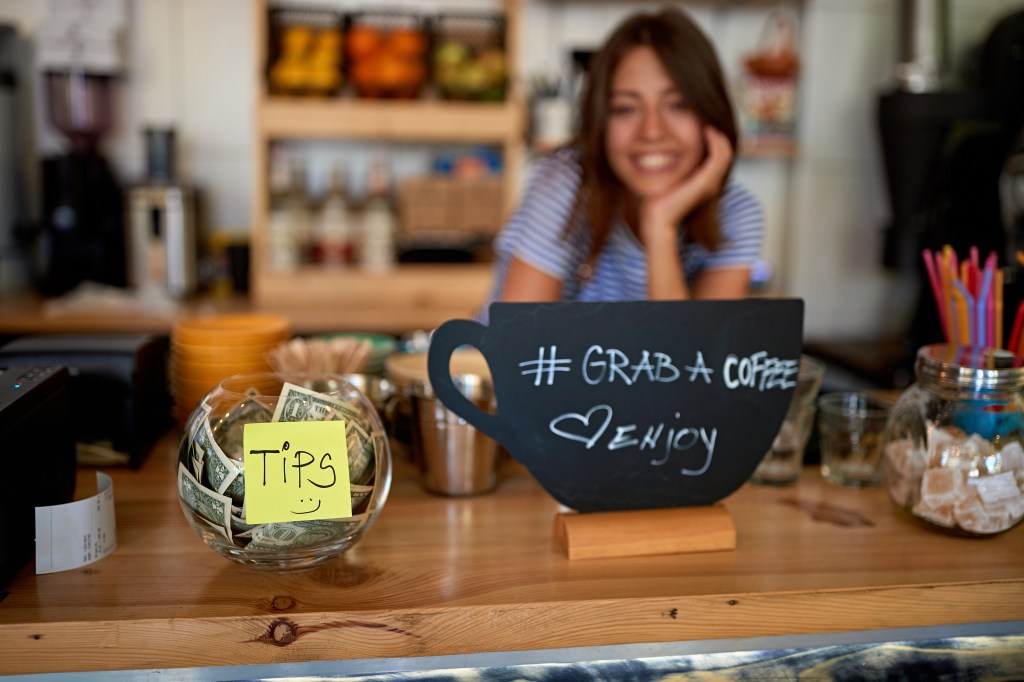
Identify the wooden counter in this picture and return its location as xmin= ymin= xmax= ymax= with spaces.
xmin=0 ymin=263 xmax=493 ymax=337
xmin=0 ymin=433 xmax=1022 ymax=676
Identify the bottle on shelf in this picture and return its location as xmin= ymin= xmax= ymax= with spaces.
xmin=359 ymin=151 xmax=397 ymax=272
xmin=313 ymin=161 xmax=356 ymax=266
xmin=267 ymin=148 xmax=312 ymax=271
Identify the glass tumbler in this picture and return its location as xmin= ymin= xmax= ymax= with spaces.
xmin=751 ymin=355 xmax=826 ymax=485
xmin=818 ymin=391 xmax=890 ymax=487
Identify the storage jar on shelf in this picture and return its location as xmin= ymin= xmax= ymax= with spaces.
xmin=883 ymin=345 xmax=1024 ymax=536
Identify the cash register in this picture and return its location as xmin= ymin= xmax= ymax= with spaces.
xmin=0 ymin=334 xmax=171 ymax=468
xmin=0 ymin=365 xmax=75 ymax=586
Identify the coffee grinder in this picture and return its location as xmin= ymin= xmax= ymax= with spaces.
xmin=38 ymin=69 xmax=126 ymax=295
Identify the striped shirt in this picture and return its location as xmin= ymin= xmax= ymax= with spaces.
xmin=483 ymin=147 xmax=764 ymax=314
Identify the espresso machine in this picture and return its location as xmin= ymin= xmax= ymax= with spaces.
xmin=37 ymin=69 xmax=126 ymax=295
xmin=126 ymin=128 xmax=198 ymax=299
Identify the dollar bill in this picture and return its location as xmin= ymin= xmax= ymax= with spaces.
xmin=222 ymin=468 xmax=246 ymax=507
xmin=190 ymin=441 xmax=206 ymax=481
xmin=177 ymin=462 xmax=231 ymax=539
xmin=197 ymin=515 xmax=238 ymax=545
xmin=272 ymin=381 xmax=377 ymax=484
xmin=235 ymin=523 xmax=262 ymax=540
xmin=185 ymin=400 xmax=212 ymax=444
xmin=369 ymin=430 xmax=389 ymax=480
xmin=197 ymin=417 xmax=240 ymax=495
xmin=272 ymin=381 xmax=366 ymax=426
xmin=245 ymin=517 xmax=365 ymax=551
xmin=346 ymin=421 xmax=376 ymax=485
xmin=230 ymin=511 xmax=259 ymax=535
xmin=350 ymin=484 xmax=374 ymax=514
xmin=213 ymin=398 xmax=274 ymax=460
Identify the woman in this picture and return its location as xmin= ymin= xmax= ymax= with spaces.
xmin=484 ymin=8 xmax=763 ymax=310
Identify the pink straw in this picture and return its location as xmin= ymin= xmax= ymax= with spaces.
xmin=922 ymin=249 xmax=948 ymax=341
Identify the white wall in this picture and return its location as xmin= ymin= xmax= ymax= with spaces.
xmin=789 ymin=0 xmax=903 ymax=339
xmin=124 ymin=0 xmax=255 ymax=234
xmin=2 ymin=0 xmax=1020 ymax=341
xmin=0 ymin=0 xmax=256 ymax=233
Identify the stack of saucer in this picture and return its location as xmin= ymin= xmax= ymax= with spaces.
xmin=170 ymin=314 xmax=291 ymax=424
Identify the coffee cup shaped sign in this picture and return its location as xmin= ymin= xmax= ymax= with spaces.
xmin=428 ymin=300 xmax=804 ymax=512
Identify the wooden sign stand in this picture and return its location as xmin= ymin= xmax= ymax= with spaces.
xmin=553 ymin=505 xmax=736 ymax=560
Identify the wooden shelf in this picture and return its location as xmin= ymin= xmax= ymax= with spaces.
xmin=260 ymin=97 xmax=525 ymax=144
xmin=0 ymin=265 xmax=492 ymax=336
xmin=251 ymin=263 xmax=493 ymax=332
xmin=249 ymin=0 xmax=525 ymax=322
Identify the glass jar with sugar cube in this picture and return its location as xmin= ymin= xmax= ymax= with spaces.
xmin=883 ymin=345 xmax=1024 ymax=536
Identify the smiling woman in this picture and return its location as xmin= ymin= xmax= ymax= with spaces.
xmin=480 ymin=7 xmax=763 ymax=317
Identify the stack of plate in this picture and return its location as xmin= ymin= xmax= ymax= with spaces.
xmin=170 ymin=314 xmax=291 ymax=424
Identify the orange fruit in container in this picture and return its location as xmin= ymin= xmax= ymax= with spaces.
xmin=347 ymin=25 xmax=382 ymax=60
xmin=375 ymin=52 xmax=411 ymax=89
xmin=351 ymin=59 xmax=377 ymax=92
xmin=388 ymin=27 xmax=426 ymax=58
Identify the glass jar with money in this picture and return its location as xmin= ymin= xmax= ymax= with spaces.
xmin=883 ymin=345 xmax=1024 ymax=536
xmin=177 ymin=372 xmax=391 ymax=570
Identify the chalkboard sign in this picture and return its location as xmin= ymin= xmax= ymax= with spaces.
xmin=428 ymin=300 xmax=804 ymax=513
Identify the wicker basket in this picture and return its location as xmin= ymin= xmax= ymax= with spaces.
xmin=398 ymin=175 xmax=503 ymax=235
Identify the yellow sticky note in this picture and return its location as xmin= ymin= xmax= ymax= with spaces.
xmin=243 ymin=421 xmax=352 ymax=524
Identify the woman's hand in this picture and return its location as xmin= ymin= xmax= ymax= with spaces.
xmin=641 ymin=126 xmax=735 ymax=300
xmin=638 ymin=126 xmax=734 ymax=246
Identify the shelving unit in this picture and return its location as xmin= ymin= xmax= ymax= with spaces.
xmin=250 ymin=0 xmax=525 ymax=324
xmin=248 ymin=0 xmax=800 ymax=329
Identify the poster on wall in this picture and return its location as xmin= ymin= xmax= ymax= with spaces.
xmin=739 ymin=9 xmax=800 ymax=154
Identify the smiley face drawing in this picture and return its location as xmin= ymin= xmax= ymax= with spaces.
xmin=243 ymin=421 xmax=352 ymax=524
xmin=292 ymin=497 xmax=322 ymax=515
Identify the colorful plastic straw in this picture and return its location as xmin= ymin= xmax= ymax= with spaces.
xmin=922 ymin=249 xmax=948 ymax=341
xmin=1009 ymin=299 xmax=1024 ymax=356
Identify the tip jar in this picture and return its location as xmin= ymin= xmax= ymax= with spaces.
xmin=883 ymin=345 xmax=1024 ymax=536
xmin=177 ymin=372 xmax=392 ymax=570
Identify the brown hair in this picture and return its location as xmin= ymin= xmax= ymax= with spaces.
xmin=570 ymin=7 xmax=738 ymax=257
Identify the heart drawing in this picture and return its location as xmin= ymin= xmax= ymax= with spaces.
xmin=549 ymin=405 xmax=613 ymax=449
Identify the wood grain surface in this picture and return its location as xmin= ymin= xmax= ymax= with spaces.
xmin=0 ymin=263 xmax=493 ymax=337
xmin=554 ymin=505 xmax=736 ymax=559
xmin=0 ymin=432 xmax=1021 ymax=675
